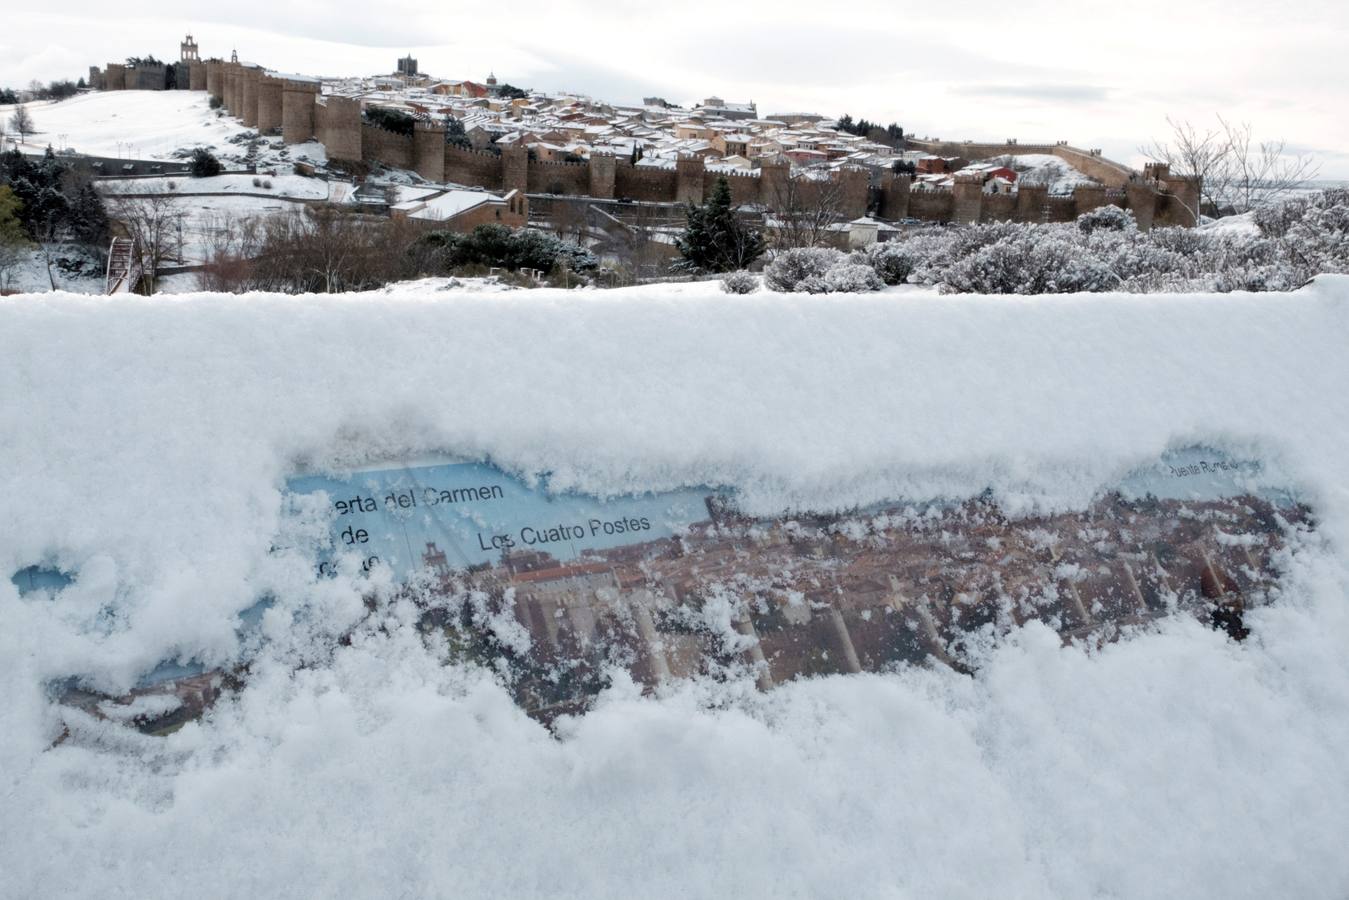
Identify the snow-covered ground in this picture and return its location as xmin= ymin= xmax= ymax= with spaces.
xmin=0 ymin=245 xmax=105 ymax=294
xmin=99 ymin=173 xmax=335 ymax=201
xmin=5 ymin=91 xmax=248 ymax=160
xmin=3 ymin=279 xmax=1349 ymax=897
xmin=985 ymin=153 xmax=1102 ymax=194
xmin=2 ymin=92 xmax=329 ymax=171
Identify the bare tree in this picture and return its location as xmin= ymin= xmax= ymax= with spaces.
xmin=1142 ymin=116 xmax=1319 ymax=217
xmin=1217 ymin=116 xmax=1320 ymax=213
xmin=8 ymin=104 xmax=35 ymax=144
xmin=199 ymin=212 xmax=264 ymax=291
xmin=546 ymin=198 xmax=590 ymax=244
xmin=765 ymin=168 xmax=851 ymax=249
xmin=0 ymin=240 xmax=29 ymax=293
xmin=249 ymin=206 xmax=406 ymax=293
xmin=110 ymin=189 xmax=186 ymax=293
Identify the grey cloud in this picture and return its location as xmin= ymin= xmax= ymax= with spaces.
xmin=953 ymin=83 xmax=1112 ymax=102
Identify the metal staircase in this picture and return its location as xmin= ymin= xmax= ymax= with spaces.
xmin=105 ymin=237 xmax=140 ymax=294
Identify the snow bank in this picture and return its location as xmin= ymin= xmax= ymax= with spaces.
xmin=3 ymin=278 xmax=1349 ymax=898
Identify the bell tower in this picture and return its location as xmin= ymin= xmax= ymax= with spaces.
xmin=181 ymin=34 xmax=200 ymax=62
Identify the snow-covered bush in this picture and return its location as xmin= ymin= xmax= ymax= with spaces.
xmin=764 ymin=247 xmax=845 ymax=292
xmin=852 ymin=241 xmax=921 ymax=285
xmin=1077 ymin=205 xmax=1136 ymax=234
xmin=1256 ymin=189 xmax=1349 ymax=282
xmin=906 ymin=222 xmax=1026 ymax=286
xmin=763 ymin=248 xmax=884 ymax=293
xmin=815 ymin=262 xmax=885 ymax=294
xmin=941 ymin=229 xmax=1116 ymax=295
xmin=720 ymin=270 xmax=759 ymax=294
xmin=757 ymin=189 xmax=1349 ymax=297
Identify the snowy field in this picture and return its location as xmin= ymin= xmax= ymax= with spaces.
xmin=2 ymin=92 xmax=329 ymax=170
xmin=3 ymin=279 xmax=1349 ymax=898
xmin=4 ymin=91 xmax=250 ymax=160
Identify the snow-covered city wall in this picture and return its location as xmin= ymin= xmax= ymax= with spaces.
xmin=3 ymin=279 xmax=1349 ymax=898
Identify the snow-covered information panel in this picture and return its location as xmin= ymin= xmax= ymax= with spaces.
xmin=278 ymin=447 xmax=1307 ymax=720
xmin=30 ymin=447 xmax=1309 ymax=732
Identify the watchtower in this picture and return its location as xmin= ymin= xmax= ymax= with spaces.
xmin=413 ymin=119 xmax=447 ymax=183
xmin=675 ymin=155 xmax=705 ymax=205
xmin=588 ymin=153 xmax=616 ymax=200
xmin=952 ymin=171 xmax=984 ymax=225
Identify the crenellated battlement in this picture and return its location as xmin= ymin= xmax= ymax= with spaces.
xmin=88 ymin=41 xmax=1195 ymax=227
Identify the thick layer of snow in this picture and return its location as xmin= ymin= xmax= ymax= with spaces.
xmin=3 ymin=279 xmax=1349 ymax=897
xmin=6 ymin=92 xmax=250 ymax=160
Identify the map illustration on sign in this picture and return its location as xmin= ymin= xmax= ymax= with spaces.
xmin=33 ymin=447 xmax=1312 ymax=734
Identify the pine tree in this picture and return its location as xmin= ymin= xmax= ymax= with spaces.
xmin=67 ymin=180 xmax=109 ymax=245
xmin=675 ymin=176 xmax=765 ymax=273
xmin=0 ymin=185 xmax=28 ymax=246
xmin=189 ymin=147 xmax=223 ymax=177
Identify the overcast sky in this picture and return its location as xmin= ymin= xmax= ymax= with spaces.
xmin=4 ymin=1 xmax=1347 ymax=176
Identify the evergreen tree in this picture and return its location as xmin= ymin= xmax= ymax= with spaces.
xmin=444 ymin=115 xmax=470 ymax=149
xmin=67 ymin=180 xmax=109 ymax=245
xmin=0 ymin=146 xmax=107 ymax=247
xmin=189 ymin=147 xmax=223 ymax=177
xmin=0 ymin=185 xmax=27 ymax=246
xmin=675 ymin=176 xmax=766 ymax=273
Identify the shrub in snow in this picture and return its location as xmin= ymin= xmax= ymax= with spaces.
xmin=764 ymin=247 xmax=845 ymax=292
xmin=907 ymin=221 xmax=1027 ymax=286
xmin=413 ymin=224 xmax=598 ymax=276
xmin=1077 ymin=205 xmax=1136 ymax=234
xmin=814 ymin=262 xmax=885 ymax=294
xmin=852 ymin=241 xmax=921 ymax=285
xmin=189 ymin=148 xmax=222 ymax=178
xmin=720 ymin=270 xmax=759 ymax=294
xmin=941 ymin=229 xmax=1116 ymax=295
xmin=1257 ymin=189 xmax=1349 ymax=281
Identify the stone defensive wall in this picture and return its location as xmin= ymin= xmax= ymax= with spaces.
xmin=905 ymin=138 xmax=1199 ymax=228
xmin=92 ymin=47 xmax=1194 ymax=228
xmin=361 ymin=123 xmax=414 ymax=169
xmin=527 ymin=158 xmax=591 ymax=196
xmin=93 ymin=48 xmax=873 ymax=219
xmin=443 ymin=145 xmax=508 ymax=190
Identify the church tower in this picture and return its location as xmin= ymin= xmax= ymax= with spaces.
xmin=180 ymin=34 xmax=200 ymax=62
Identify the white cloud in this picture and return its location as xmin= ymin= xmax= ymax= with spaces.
xmin=4 ymin=1 xmax=1346 ymax=175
